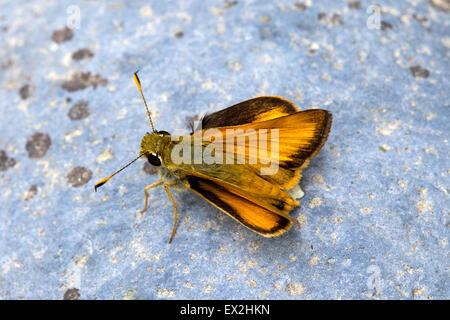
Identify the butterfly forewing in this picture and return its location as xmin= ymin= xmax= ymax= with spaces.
xmin=201 ymin=96 xmax=299 ymax=129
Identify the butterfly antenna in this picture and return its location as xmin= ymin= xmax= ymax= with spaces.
xmin=94 ymin=153 xmax=145 ymax=191
xmin=134 ymin=70 xmax=155 ymax=132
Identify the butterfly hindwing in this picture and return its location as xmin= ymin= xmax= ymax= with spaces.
xmin=184 ymin=175 xmax=293 ymax=237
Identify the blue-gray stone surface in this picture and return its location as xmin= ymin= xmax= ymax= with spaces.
xmin=0 ymin=0 xmax=448 ymax=299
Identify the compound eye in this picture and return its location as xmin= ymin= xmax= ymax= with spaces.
xmin=147 ymin=153 xmax=161 ymax=166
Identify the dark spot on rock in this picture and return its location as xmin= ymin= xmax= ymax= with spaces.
xmin=259 ymin=26 xmax=280 ymax=40
xmin=1 ymin=59 xmax=13 ymax=69
xmin=410 ymin=65 xmax=430 ymax=78
xmin=72 ymin=48 xmax=94 ymax=61
xmin=26 ymin=133 xmax=51 ymax=158
xmin=24 ymin=185 xmax=38 ymax=201
xmin=294 ymin=3 xmax=307 ymax=11
xmin=61 ymin=72 xmax=108 ymax=92
xmin=66 ymin=97 xmax=72 ymax=103
xmin=318 ymin=13 xmax=343 ymax=26
xmin=67 ymin=166 xmax=92 ymax=187
xmin=330 ymin=14 xmax=343 ymax=26
xmin=114 ymin=20 xmax=124 ymax=31
xmin=0 ymin=150 xmax=16 ymax=172
xmin=68 ymin=100 xmax=89 ymax=120
xmin=185 ymin=114 xmax=201 ymax=133
xmin=412 ymin=13 xmax=428 ymax=24
xmin=63 ymin=288 xmax=80 ymax=300
xmin=143 ymin=162 xmax=157 ymax=175
xmin=429 ymin=0 xmax=450 ymax=12
xmin=260 ymin=15 xmax=271 ymax=23
xmin=348 ymin=1 xmax=361 ymax=9
xmin=174 ymin=31 xmax=184 ymax=38
xmin=224 ymin=0 xmax=238 ymax=9
xmin=51 ymin=27 xmax=73 ymax=43
xmin=381 ymin=21 xmax=393 ymax=30
xmin=19 ymin=84 xmax=34 ymax=100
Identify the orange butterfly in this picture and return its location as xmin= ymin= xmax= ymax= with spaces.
xmin=95 ymin=72 xmax=332 ymax=242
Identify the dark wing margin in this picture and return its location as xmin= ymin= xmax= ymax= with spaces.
xmin=201 ymin=96 xmax=299 ymax=129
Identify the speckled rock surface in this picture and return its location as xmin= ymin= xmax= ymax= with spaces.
xmin=0 ymin=0 xmax=448 ymax=300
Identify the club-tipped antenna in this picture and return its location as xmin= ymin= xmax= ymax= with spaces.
xmin=94 ymin=153 xmax=145 ymax=191
xmin=134 ymin=70 xmax=155 ymax=132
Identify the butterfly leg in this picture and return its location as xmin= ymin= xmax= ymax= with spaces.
xmin=140 ymin=179 xmax=164 ymax=214
xmin=163 ymin=181 xmax=178 ymax=243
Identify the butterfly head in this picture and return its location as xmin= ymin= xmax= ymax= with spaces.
xmin=140 ymin=131 xmax=171 ymax=167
